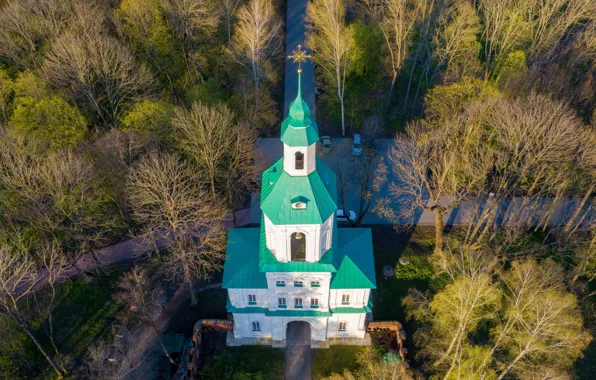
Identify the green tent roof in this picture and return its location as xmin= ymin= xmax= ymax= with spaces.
xmin=330 ymin=229 xmax=377 ymax=289
xmin=260 ymin=158 xmax=337 ymax=225
xmin=280 ymin=72 xmax=319 ymax=147
xmin=222 ymin=229 xmax=268 ymax=289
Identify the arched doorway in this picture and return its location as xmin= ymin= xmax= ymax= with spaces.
xmin=286 ymin=321 xmax=311 ymax=345
xmin=290 ymin=232 xmax=306 ymax=261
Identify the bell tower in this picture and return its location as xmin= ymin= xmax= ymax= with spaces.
xmin=260 ymin=45 xmax=336 ymax=263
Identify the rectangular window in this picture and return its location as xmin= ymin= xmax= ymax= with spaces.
xmin=278 ymin=298 xmax=286 ymax=308
xmin=338 ymin=322 xmax=347 ymax=332
xmin=341 ymin=294 xmax=350 ymax=305
xmin=295 ymin=298 xmax=303 ymax=308
xmin=311 ymin=298 xmax=319 ymax=308
xmin=248 ymin=294 xmax=257 ymax=305
xmin=311 ymin=281 xmax=320 ymax=288
xmin=252 ymin=321 xmax=261 ymax=331
xmin=294 ymin=281 xmax=303 ymax=287
xmin=276 ymin=280 xmax=285 ymax=287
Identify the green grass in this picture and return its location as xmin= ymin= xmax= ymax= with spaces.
xmin=198 ymin=346 xmax=285 ymax=379
xmin=312 ymin=346 xmax=364 ymax=379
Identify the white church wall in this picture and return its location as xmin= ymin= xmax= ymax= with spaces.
xmin=326 ymin=313 xmax=367 ymax=338
xmin=233 ymin=313 xmax=270 ymax=339
xmin=264 ymin=214 xmax=334 ymax=262
xmin=228 ymin=288 xmax=270 ymax=309
xmin=329 ymin=289 xmax=370 ymax=308
xmin=283 ymin=143 xmax=316 ymax=176
xmin=265 ymin=272 xmax=332 ymax=311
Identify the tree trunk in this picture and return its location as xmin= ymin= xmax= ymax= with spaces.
xmin=386 ymin=70 xmax=398 ymax=109
xmin=189 ymin=279 xmax=198 ymax=305
xmin=564 ymin=183 xmax=594 ymax=234
xmin=434 ymin=207 xmax=445 ymax=256
xmin=152 ymin=322 xmax=177 ymax=365
xmin=338 ymin=72 xmax=346 ymax=136
xmin=19 ymin=320 xmax=64 ymax=378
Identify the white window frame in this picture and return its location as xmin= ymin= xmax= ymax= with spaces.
xmin=278 ymin=297 xmax=286 ymax=308
xmin=276 ymin=280 xmax=286 ymax=287
xmin=311 ymin=298 xmax=319 ymax=308
xmin=252 ymin=321 xmax=261 ymax=331
xmin=311 ymin=281 xmax=320 ymax=288
xmin=338 ymin=321 xmax=347 ymax=332
xmin=248 ymin=294 xmax=257 ymax=305
xmin=295 ymin=298 xmax=303 ymax=308
xmin=294 ymin=280 xmax=304 ymax=287
xmin=341 ymin=294 xmax=350 ymax=305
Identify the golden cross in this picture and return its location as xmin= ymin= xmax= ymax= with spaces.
xmin=288 ymin=44 xmax=312 ymax=74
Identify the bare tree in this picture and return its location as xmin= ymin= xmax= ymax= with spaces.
xmin=82 ymin=337 xmax=152 ymax=380
xmin=43 ymin=20 xmax=154 ymax=128
xmin=463 ymin=94 xmax=583 ymax=245
xmin=232 ymin=0 xmax=283 ymax=128
xmin=115 ymin=267 xmax=176 ymax=364
xmin=307 ymin=0 xmax=354 ymax=136
xmin=431 ymin=0 xmax=481 ymax=82
xmin=478 ymin=0 xmax=529 ymax=79
xmin=0 ymin=0 xmax=72 ymax=69
xmin=160 ymin=0 xmax=220 ymax=82
xmin=376 ymin=113 xmax=490 ymax=256
xmin=0 ymin=130 xmax=123 ymax=255
xmin=127 ymin=153 xmax=229 ymax=304
xmin=0 ymin=245 xmax=65 ymax=378
xmin=364 ymin=0 xmax=423 ymax=106
xmin=173 ymin=102 xmax=257 ymax=201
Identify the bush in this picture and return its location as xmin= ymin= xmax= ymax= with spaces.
xmin=394 ymin=253 xmax=434 ymax=281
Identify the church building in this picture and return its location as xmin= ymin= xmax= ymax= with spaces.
xmin=222 ymin=62 xmax=376 ymax=347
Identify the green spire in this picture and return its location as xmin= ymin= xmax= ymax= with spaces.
xmin=281 ymin=70 xmax=319 ymax=147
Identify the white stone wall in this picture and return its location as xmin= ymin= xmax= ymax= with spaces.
xmin=264 ymin=214 xmax=333 ymax=262
xmin=283 ymin=142 xmax=316 ymax=176
xmin=326 ymin=313 xmax=368 ymax=339
xmin=265 ymin=272 xmax=332 ymax=311
xmin=329 ymin=289 xmax=370 ymax=308
xmin=232 ymin=312 xmax=368 ymax=341
xmin=228 ymin=288 xmax=270 ymax=308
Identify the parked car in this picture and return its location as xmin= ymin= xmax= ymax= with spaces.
xmin=352 ymin=134 xmax=362 ymax=155
xmin=336 ymin=209 xmax=357 ymax=223
xmin=321 ymin=136 xmax=332 ymax=152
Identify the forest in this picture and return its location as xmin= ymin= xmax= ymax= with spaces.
xmin=0 ymin=0 xmax=594 ymax=379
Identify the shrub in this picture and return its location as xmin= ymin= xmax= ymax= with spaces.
xmin=395 ymin=254 xmax=434 ymax=281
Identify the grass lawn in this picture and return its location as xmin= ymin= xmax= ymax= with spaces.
xmin=198 ymin=345 xmax=285 ymax=380
xmin=312 ymin=346 xmax=364 ymax=379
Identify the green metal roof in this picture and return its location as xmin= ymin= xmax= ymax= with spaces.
xmin=266 ymin=309 xmax=332 ymax=317
xmin=260 ymin=158 xmax=337 ymax=225
xmin=222 ymin=229 xmax=268 ymax=289
xmin=280 ymin=72 xmax=319 ymax=147
xmin=330 ymin=229 xmax=377 ymax=289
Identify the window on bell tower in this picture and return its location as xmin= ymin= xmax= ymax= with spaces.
xmin=295 ymin=151 xmax=304 ymax=170
xmin=290 ymin=232 xmax=306 ymax=261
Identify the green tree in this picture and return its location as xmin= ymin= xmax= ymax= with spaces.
xmin=9 ymin=96 xmax=86 ymax=149
xmin=117 ymin=0 xmax=184 ymax=97
xmin=0 ymin=68 xmax=12 ymax=122
xmin=423 ymin=76 xmax=499 ymax=126
xmin=121 ymin=100 xmax=173 ymax=145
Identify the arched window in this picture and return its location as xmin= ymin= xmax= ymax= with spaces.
xmin=290 ymin=232 xmax=306 ymax=261
xmin=295 ymin=151 xmax=304 ymax=170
